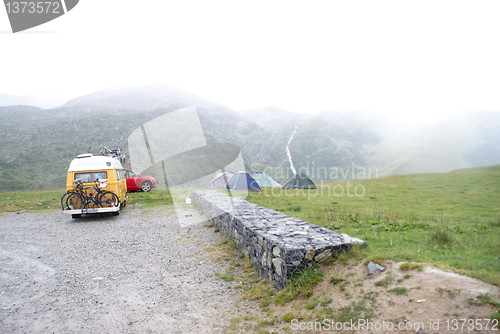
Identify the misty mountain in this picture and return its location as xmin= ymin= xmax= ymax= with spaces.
xmin=289 ymin=111 xmax=383 ymax=181
xmin=0 ymin=86 xmax=271 ymax=191
xmin=0 ymin=92 xmax=40 ymax=107
xmin=1 ymin=85 xmax=499 ymax=191
xmin=378 ymin=111 xmax=500 ymax=176
xmin=63 ymin=85 xmax=217 ymax=112
xmin=236 ymin=107 xmax=307 ymax=169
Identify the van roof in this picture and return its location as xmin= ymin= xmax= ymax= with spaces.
xmin=68 ymin=154 xmax=124 ymax=172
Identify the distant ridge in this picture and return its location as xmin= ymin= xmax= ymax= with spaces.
xmin=63 ymin=85 xmax=217 ymax=111
xmin=0 ymin=85 xmax=499 ymax=191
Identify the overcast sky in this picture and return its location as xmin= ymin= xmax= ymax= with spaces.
xmin=1 ymin=0 xmax=499 ymax=121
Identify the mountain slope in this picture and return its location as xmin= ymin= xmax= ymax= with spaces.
xmin=1 ymin=86 xmax=499 ymax=191
xmin=289 ymin=111 xmax=382 ymax=181
xmin=63 ymin=85 xmax=213 ymax=111
xmin=0 ymin=87 xmax=272 ymax=190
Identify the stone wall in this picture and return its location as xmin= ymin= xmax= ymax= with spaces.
xmin=191 ymin=190 xmax=353 ymax=289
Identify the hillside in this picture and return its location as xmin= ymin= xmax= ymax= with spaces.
xmin=1 ymin=85 xmax=500 ymax=191
xmin=289 ymin=110 xmax=383 ymax=181
xmin=0 ymin=87 xmax=273 ymax=191
xmin=63 ymin=85 xmax=212 ymax=111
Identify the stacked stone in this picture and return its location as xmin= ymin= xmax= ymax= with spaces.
xmin=192 ymin=190 xmax=351 ymax=289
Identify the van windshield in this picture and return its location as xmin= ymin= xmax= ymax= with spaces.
xmin=74 ymin=172 xmax=108 ymax=183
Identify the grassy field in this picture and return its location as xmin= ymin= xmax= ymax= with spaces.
xmin=0 ymin=189 xmax=173 ymax=213
xmin=0 ymin=190 xmax=64 ymax=212
xmin=1 ymin=166 xmax=498 ymax=285
xmin=244 ymin=165 xmax=500 ymax=285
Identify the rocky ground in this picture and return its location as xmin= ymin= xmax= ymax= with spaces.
xmin=0 ymin=207 xmax=259 ymax=333
xmin=267 ymin=260 xmax=500 ymax=334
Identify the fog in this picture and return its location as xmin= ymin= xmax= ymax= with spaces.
xmin=1 ymin=0 xmax=499 ymax=124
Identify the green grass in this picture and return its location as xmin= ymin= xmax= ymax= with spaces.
xmin=304 ymin=298 xmax=319 ymax=310
xmin=436 ymin=287 xmax=460 ymax=299
xmin=330 ymin=277 xmax=343 ymax=284
xmin=0 ymin=189 xmax=173 ymax=213
xmin=245 ymin=166 xmax=500 ymax=285
xmin=218 ymin=274 xmax=234 ymax=282
xmin=399 ymin=262 xmax=424 ymax=271
xmin=274 ymin=266 xmax=323 ymax=305
xmin=470 ymin=294 xmax=500 ymax=308
xmin=388 ymin=287 xmax=408 ymax=295
xmin=469 ymin=294 xmax=500 ymax=320
xmin=0 ymin=190 xmax=63 ymax=212
xmin=375 ymin=276 xmax=394 ymax=287
xmin=282 ymin=312 xmax=297 ymax=322
xmin=334 ymin=300 xmax=374 ymax=323
xmin=3 ymin=166 xmax=499 ymax=286
xmin=125 ymin=190 xmax=173 ymax=207
xmin=338 ymin=281 xmax=350 ymax=291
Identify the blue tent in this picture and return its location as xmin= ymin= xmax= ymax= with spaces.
xmin=252 ymin=171 xmax=282 ymax=188
xmin=226 ymin=172 xmax=262 ymax=191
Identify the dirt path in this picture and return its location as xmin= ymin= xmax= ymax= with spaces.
xmin=0 ymin=208 xmax=255 ymax=333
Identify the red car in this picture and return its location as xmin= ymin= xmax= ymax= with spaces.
xmin=124 ymin=169 xmax=156 ymax=192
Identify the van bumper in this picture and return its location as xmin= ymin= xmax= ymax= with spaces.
xmin=63 ymin=207 xmax=120 ymax=214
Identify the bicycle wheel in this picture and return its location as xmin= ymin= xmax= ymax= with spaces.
xmin=99 ymin=191 xmax=120 ymax=208
xmin=66 ymin=193 xmax=85 ymax=210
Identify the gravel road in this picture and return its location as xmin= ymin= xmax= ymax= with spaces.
xmin=0 ymin=207 xmax=253 ymax=333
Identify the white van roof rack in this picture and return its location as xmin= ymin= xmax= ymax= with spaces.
xmin=77 ymin=153 xmax=93 ymax=158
